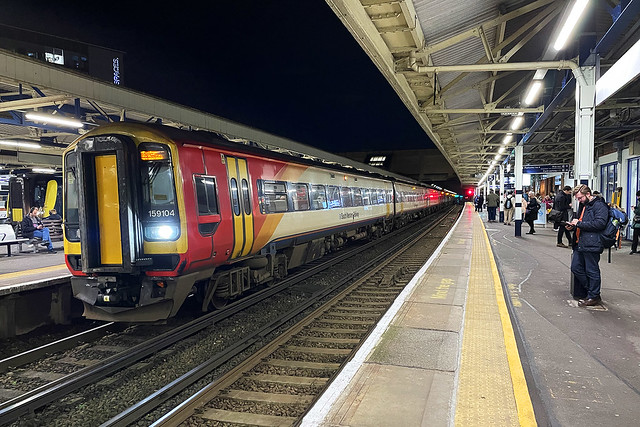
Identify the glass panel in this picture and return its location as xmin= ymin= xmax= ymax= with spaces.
xmin=328 ymin=185 xmax=341 ymax=208
xmin=341 ymin=187 xmax=353 ymax=207
xmin=259 ymin=180 xmax=288 ymax=213
xmin=241 ymin=179 xmax=251 ymax=215
xmin=352 ymin=188 xmax=363 ymax=206
xmin=291 ymin=183 xmax=310 ymax=211
xmin=140 ymin=143 xmax=179 ymax=224
xmin=64 ymin=152 xmax=80 ymax=241
xmin=362 ymin=189 xmax=370 ymax=205
xmin=230 ymin=178 xmax=240 ymax=216
xmin=194 ymin=175 xmax=218 ymax=215
xmin=310 ymin=185 xmax=327 ymax=210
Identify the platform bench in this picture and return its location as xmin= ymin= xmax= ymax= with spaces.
xmin=41 ymin=219 xmax=63 ymax=241
xmin=0 ymin=238 xmax=29 ymax=257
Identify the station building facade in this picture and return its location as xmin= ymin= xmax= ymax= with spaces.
xmin=0 ymin=24 xmax=124 ymax=86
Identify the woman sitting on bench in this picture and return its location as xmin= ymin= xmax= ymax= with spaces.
xmin=21 ymin=207 xmax=56 ymax=253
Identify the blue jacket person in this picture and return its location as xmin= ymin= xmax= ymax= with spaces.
xmin=566 ymin=185 xmax=608 ymax=307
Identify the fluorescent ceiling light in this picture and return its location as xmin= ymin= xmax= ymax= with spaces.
xmin=494 ymin=154 xmax=501 ymax=160
xmin=0 ymin=139 xmax=41 ymax=149
xmin=499 ymin=147 xmax=506 ymax=154
xmin=553 ymin=0 xmax=589 ymax=51
xmin=510 ymin=116 xmax=525 ymax=130
xmin=503 ymin=133 xmax=514 ymax=144
xmin=596 ymin=37 xmax=640 ymax=105
xmin=32 ymin=168 xmax=56 ymax=173
xmin=524 ymin=81 xmax=543 ymax=105
xmin=26 ymin=112 xmax=83 ymax=128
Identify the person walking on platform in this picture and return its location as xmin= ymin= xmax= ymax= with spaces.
xmin=630 ymin=190 xmax=640 ymax=254
xmin=523 ymin=191 xmax=540 ymax=234
xmin=476 ymin=194 xmax=484 ymax=212
xmin=21 ymin=207 xmax=56 ymax=254
xmin=486 ymin=190 xmax=499 ymax=222
xmin=554 ymin=186 xmax=573 ymax=248
xmin=504 ymin=191 xmax=515 ymax=225
xmin=566 ymin=184 xmax=609 ymax=307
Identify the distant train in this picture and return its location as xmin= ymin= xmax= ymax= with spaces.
xmin=63 ymin=123 xmax=455 ymax=322
xmin=6 ymin=170 xmax=62 ymax=223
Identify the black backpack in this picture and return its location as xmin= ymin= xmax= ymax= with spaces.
xmin=504 ymin=197 xmax=513 ymax=209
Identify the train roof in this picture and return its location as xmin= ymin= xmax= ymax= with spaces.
xmin=73 ymin=122 xmax=456 ymax=194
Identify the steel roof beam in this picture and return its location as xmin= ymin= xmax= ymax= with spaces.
xmin=0 ymin=94 xmax=73 ymax=112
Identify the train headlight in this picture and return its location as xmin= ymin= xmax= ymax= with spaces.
xmin=145 ymin=224 xmax=180 ymax=241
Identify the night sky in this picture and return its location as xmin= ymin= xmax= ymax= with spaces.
xmin=1 ymin=1 xmax=436 ymax=154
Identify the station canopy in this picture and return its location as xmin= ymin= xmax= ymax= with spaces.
xmin=325 ymin=0 xmax=640 ymax=185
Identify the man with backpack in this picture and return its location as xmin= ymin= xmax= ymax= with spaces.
xmin=503 ymin=191 xmax=515 ymax=225
xmin=566 ymin=184 xmax=609 ymax=307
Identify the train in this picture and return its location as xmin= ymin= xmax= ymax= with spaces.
xmin=62 ymin=123 xmax=455 ymax=322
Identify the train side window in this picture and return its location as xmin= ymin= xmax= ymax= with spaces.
xmin=194 ymin=175 xmax=218 ymax=215
xmin=362 ymin=189 xmax=371 ymax=205
xmin=241 ymin=179 xmax=251 ymax=215
xmin=387 ymin=190 xmax=394 ymax=203
xmin=352 ymin=188 xmax=363 ymax=206
xmin=377 ymin=189 xmax=384 ymax=204
xmin=310 ymin=184 xmax=327 ymax=210
xmin=327 ymin=185 xmax=341 ymax=208
xmin=258 ymin=179 xmax=288 ymax=213
xmin=230 ymin=178 xmax=240 ymax=216
xmin=340 ymin=187 xmax=354 ymax=207
xmin=290 ymin=183 xmax=310 ymax=211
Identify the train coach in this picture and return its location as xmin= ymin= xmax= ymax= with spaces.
xmin=63 ymin=123 xmax=454 ymax=322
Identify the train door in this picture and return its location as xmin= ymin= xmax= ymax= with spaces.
xmin=225 ymin=156 xmax=254 ymax=258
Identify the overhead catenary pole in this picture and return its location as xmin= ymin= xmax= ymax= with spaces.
xmin=515 ymin=144 xmax=524 ymax=237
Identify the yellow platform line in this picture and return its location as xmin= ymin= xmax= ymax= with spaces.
xmin=454 ymin=214 xmax=536 ymax=426
xmin=0 ymin=264 xmax=68 ymax=281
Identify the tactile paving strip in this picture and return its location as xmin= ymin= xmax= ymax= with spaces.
xmin=454 ymin=214 xmax=536 ymax=426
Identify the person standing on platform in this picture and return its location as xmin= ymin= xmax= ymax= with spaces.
xmin=486 ymin=190 xmax=499 ymax=222
xmin=630 ymin=190 xmax=640 ymax=255
xmin=504 ymin=191 xmax=515 ymax=225
xmin=554 ymin=186 xmax=573 ymax=248
xmin=523 ymin=191 xmax=540 ymax=234
xmin=566 ymin=184 xmax=609 ymax=307
xmin=476 ymin=194 xmax=484 ymax=212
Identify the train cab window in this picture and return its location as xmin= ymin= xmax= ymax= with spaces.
xmin=340 ymin=187 xmax=354 ymax=208
xmin=241 ymin=179 xmax=251 ymax=215
xmin=327 ymin=185 xmax=341 ymax=208
xmin=310 ymin=185 xmax=327 ymax=210
xmin=139 ymin=143 xmax=180 ymax=241
xmin=230 ymin=178 xmax=240 ymax=216
xmin=258 ymin=180 xmax=288 ymax=213
xmin=194 ymin=175 xmax=218 ymax=215
xmin=352 ymin=188 xmax=363 ymax=207
xmin=64 ymin=151 xmax=80 ymax=241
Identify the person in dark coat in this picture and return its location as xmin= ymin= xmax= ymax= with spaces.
xmin=21 ymin=207 xmax=56 ymax=253
xmin=523 ymin=191 xmax=540 ymax=234
xmin=44 ymin=209 xmax=62 ymax=220
xmin=630 ymin=190 xmax=640 ymax=255
xmin=566 ymin=184 xmax=609 ymax=307
xmin=554 ymin=186 xmax=573 ymax=247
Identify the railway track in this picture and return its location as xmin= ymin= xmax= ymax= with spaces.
xmin=0 ymin=205 xmax=460 ymax=426
xmin=140 ymin=207 xmax=460 ymax=426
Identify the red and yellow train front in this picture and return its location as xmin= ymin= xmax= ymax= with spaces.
xmin=64 ymin=124 xmax=196 ymax=322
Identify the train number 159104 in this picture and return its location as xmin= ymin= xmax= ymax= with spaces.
xmin=148 ymin=209 xmax=176 ymax=218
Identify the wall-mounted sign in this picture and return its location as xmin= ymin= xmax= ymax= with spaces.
xmin=523 ymin=164 xmax=571 ymax=174
xmin=113 ymin=57 xmax=121 ymax=85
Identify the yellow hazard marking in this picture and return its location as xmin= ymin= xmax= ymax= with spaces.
xmin=0 ymin=264 xmax=68 ymax=280
xmin=455 ymin=213 xmax=536 ymax=426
